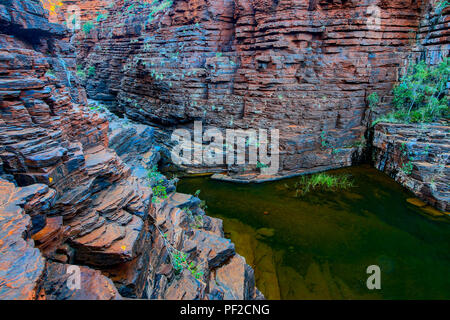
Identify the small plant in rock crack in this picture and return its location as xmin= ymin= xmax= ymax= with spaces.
xmin=400 ymin=143 xmax=414 ymax=175
xmin=350 ymin=135 xmax=367 ymax=148
xmin=146 ymin=166 xmax=168 ymax=203
xmin=82 ymin=21 xmax=94 ymax=35
xmin=192 ymin=190 xmax=208 ymax=211
xmin=87 ymin=66 xmax=96 ymax=77
xmin=199 ymin=200 xmax=208 ymax=211
xmin=320 ymin=131 xmax=330 ymax=149
xmin=45 ymin=69 xmax=55 ymax=77
xmin=401 ymin=161 xmax=414 ymax=175
xmin=171 ymin=250 xmax=204 ymax=280
xmin=435 ymin=0 xmax=449 ymax=14
xmin=76 ymin=65 xmax=86 ymax=79
xmin=367 ymin=92 xmax=380 ymax=111
xmin=88 ymin=103 xmax=104 ymax=112
xmin=147 ymin=165 xmax=161 ymax=179
xmin=422 ymin=144 xmax=431 ymax=156
xmin=182 ymin=207 xmax=204 ymax=229
xmin=96 ymin=13 xmax=108 ymax=22
xmin=256 ymin=161 xmax=269 ymax=169
xmin=151 ymin=179 xmax=168 ymax=203
xmin=156 ymin=227 xmax=204 ymax=280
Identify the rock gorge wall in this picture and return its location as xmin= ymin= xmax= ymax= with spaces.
xmin=57 ymin=0 xmax=448 ymax=210
xmin=0 ymin=0 xmax=260 ymax=300
xmin=416 ymin=0 xmax=449 ymax=65
xmin=371 ymin=2 xmax=449 ymax=213
xmin=372 ymin=122 xmax=449 ymax=212
xmin=62 ymin=0 xmax=433 ymax=175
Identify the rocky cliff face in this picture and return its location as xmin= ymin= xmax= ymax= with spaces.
xmin=372 ymin=2 xmax=449 ymax=212
xmin=416 ymin=0 xmax=449 ymax=65
xmin=372 ymin=122 xmax=449 ymax=212
xmin=56 ymin=0 xmax=447 ymax=209
xmin=60 ymin=0 xmax=429 ymax=175
xmin=0 ymin=0 xmax=448 ymax=300
xmin=0 ymin=0 xmax=260 ymax=300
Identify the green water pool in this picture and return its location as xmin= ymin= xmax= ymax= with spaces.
xmin=177 ymin=165 xmax=450 ymax=300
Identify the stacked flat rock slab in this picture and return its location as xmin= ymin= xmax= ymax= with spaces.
xmin=373 ymin=122 xmax=450 ymax=212
xmin=0 ymin=0 xmax=261 ymax=300
xmin=67 ymin=0 xmax=447 ymax=208
xmin=97 ymin=112 xmax=262 ymax=299
xmin=0 ymin=179 xmax=48 ymax=300
xmin=416 ymin=3 xmax=449 ymax=65
xmin=146 ymin=192 xmax=261 ymax=300
xmin=43 ymin=261 xmax=122 ymax=300
xmin=62 ymin=0 xmax=427 ymax=176
xmin=0 ymin=178 xmax=121 ymax=300
xmin=0 ymin=0 xmax=150 ymax=298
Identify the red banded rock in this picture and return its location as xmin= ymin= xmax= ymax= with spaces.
xmin=63 ymin=173 xmax=151 ymax=268
xmin=0 ymin=178 xmax=48 ymax=300
xmin=70 ymin=214 xmax=145 ymax=266
xmin=372 ymin=122 xmax=450 ymax=212
xmin=32 ymin=216 xmax=68 ymax=260
xmin=0 ymin=0 xmax=263 ymax=300
xmin=182 ymin=230 xmax=235 ymax=269
xmin=164 ymin=269 xmax=206 ymax=300
xmin=42 ymin=261 xmax=122 ymax=300
xmin=208 ymin=254 xmax=257 ymax=300
xmin=0 ymin=177 xmax=124 ymax=300
xmin=63 ymin=0 xmax=427 ymax=178
xmin=101 ymin=220 xmax=153 ymax=298
xmin=147 ymin=193 xmax=260 ymax=300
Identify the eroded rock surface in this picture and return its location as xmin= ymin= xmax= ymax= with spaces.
xmin=0 ymin=0 xmax=260 ymax=300
xmin=60 ymin=0 xmax=429 ymax=176
xmin=145 ymin=191 xmax=260 ymax=300
xmin=43 ymin=261 xmax=122 ymax=300
xmin=0 ymin=179 xmax=48 ymax=300
xmin=372 ymin=122 xmax=449 ymax=212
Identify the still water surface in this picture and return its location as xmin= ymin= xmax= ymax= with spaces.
xmin=178 ymin=165 xmax=450 ymax=299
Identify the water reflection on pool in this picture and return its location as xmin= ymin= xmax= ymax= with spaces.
xmin=177 ymin=165 xmax=450 ymax=299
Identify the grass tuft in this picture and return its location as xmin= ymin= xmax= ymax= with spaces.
xmin=290 ymin=173 xmax=355 ymax=196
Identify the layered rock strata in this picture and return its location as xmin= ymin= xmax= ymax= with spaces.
xmin=372 ymin=3 xmax=449 ymax=212
xmin=416 ymin=1 xmax=449 ymax=65
xmin=372 ymin=122 xmax=449 ymax=212
xmin=54 ymin=0 xmax=448 ymax=208
xmin=62 ymin=0 xmax=428 ymax=176
xmin=0 ymin=0 xmax=260 ymax=300
xmin=0 ymin=178 xmax=122 ymax=300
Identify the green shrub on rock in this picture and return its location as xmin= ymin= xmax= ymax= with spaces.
xmin=82 ymin=21 xmax=94 ymax=35
xmin=373 ymin=58 xmax=449 ymax=125
xmin=87 ymin=66 xmax=96 ymax=77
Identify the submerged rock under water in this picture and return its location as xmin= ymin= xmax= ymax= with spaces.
xmin=178 ymin=165 xmax=450 ymax=300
